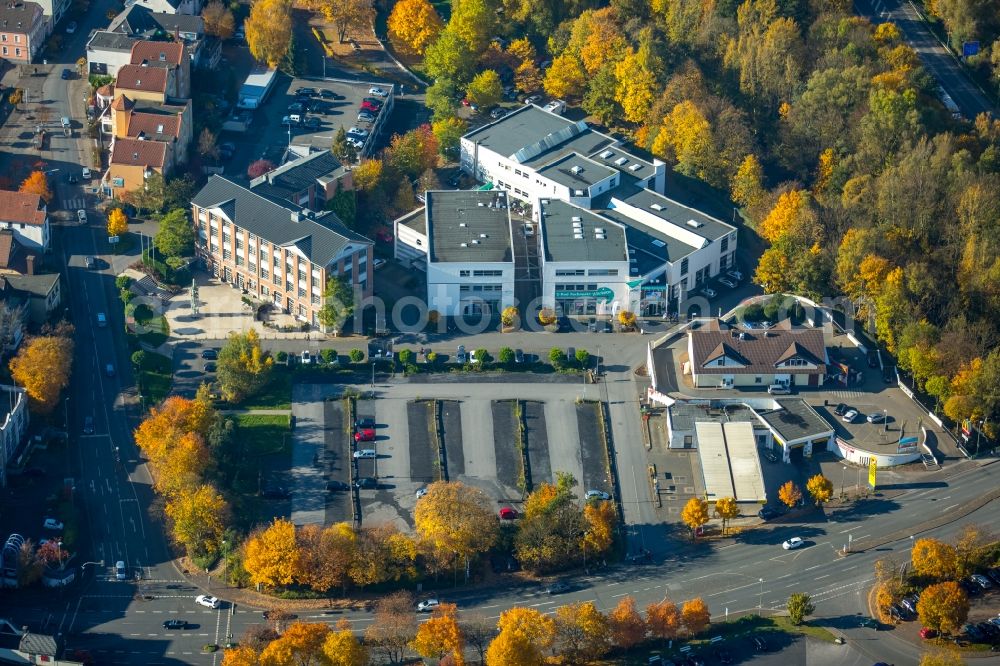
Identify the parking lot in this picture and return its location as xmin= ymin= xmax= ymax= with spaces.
xmin=308 ymin=381 xmax=615 ymax=530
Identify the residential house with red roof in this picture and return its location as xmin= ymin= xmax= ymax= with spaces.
xmin=107 ymin=137 xmax=168 ymax=199
xmin=0 ymin=190 xmax=48 ymax=251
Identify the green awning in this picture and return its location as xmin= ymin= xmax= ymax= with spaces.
xmin=477 ymin=182 xmax=494 ymax=191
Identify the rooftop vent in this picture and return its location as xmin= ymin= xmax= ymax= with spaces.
xmin=541 ymin=199 xmax=549 ymax=205
xmin=685 ymin=219 xmax=704 ymax=228
xmin=614 ymin=157 xmax=628 ymax=166
xmin=459 ymin=222 xmax=467 ymax=227
xmin=477 ymin=202 xmax=485 ymax=207
xmin=595 ymin=233 xmax=606 ymax=239
xmin=571 ymin=216 xmax=582 ymax=222
xmin=479 ymin=233 xmax=488 ymax=238
xmin=595 ymin=228 xmax=605 ymax=234
xmin=156 ymin=124 xmax=164 ymax=133
xmin=460 ymin=242 xmax=468 ymax=247
xmin=652 ymin=239 xmax=666 ymax=247
xmin=570 ymin=165 xmax=582 ymax=175
xmin=573 ymin=233 xmax=584 ymax=239
xmin=574 ymin=189 xmax=584 ymax=196
xmin=629 ymin=164 xmax=642 ymax=171
xmin=650 ymin=203 xmax=664 ymax=211
xmin=599 ymin=150 xmax=613 ymax=159
xmin=132 ymin=152 xmax=139 ymax=159
xmin=159 ymin=52 xmax=166 ymax=61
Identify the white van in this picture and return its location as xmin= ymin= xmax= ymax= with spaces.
xmin=353 ymin=449 xmax=376 ymax=459
xmin=115 ymin=560 xmax=127 ymax=580
xmin=767 ymin=383 xmax=791 ymax=395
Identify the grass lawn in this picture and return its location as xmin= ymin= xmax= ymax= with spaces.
xmin=234 ymin=414 xmax=292 ymax=457
xmin=228 ymin=413 xmax=292 ymax=528
xmin=138 ymin=351 xmax=172 ymax=404
xmin=137 ymin=314 xmax=169 ymax=347
xmin=236 ymin=370 xmax=292 ymax=410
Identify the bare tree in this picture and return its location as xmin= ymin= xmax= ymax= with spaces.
xmin=364 ymin=590 xmax=417 ymax=664
xmin=0 ymin=301 xmax=25 ymax=353
xmin=460 ymin=614 xmax=496 ymax=664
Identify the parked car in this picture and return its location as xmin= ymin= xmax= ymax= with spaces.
xmin=357 ymin=112 xmax=376 ymax=123
xmin=373 ymin=258 xmax=386 ymax=270
xmin=355 ymin=477 xmax=376 ymax=489
xmin=61 ymin=68 xmax=72 ymax=80
xmin=295 ymin=87 xmax=316 ymax=97
xmin=326 ymin=480 xmax=350 ymax=491
xmin=726 ymin=270 xmax=743 ymax=281
xmin=524 ymin=94 xmax=541 ymax=104
xmin=201 ymin=348 xmax=218 ymax=360
xmin=416 ymin=599 xmax=439 ymax=612
xmin=867 ymin=412 xmax=887 ymax=424
xmin=362 ymin=97 xmax=384 ymax=108
xmin=301 ymin=350 xmax=313 ymax=364
xmin=353 ymin=449 xmax=376 ymax=459
xmin=469 ymin=349 xmax=481 ymax=364
xmin=83 ymin=416 xmax=94 ymax=435
xmin=347 ymin=126 xmax=369 ymax=138
xmin=354 ymin=417 xmax=375 ymax=429
xmin=77 ymin=209 xmax=87 ymax=223
xmin=303 ymin=117 xmax=321 ymax=128
xmin=972 ymin=574 xmax=994 ymax=590
xmin=43 ymin=518 xmax=64 ymax=530
xmin=719 ymin=277 xmax=737 ymax=288
xmin=782 ymin=537 xmax=804 ymax=550
xmin=354 ymin=428 xmax=375 ymax=442
xmin=115 ymin=561 xmax=127 ymax=580
xmin=261 ymin=486 xmax=291 ymax=499
xmin=767 ymin=384 xmax=791 ymax=395
xmin=416 ymin=487 xmax=429 ymax=499
xmin=490 ymin=107 xmax=508 ymax=119
xmin=320 ymin=89 xmax=339 ymax=99
xmin=204 ymin=362 xmax=216 ymax=373
xmin=987 ymin=567 xmax=1000 ymax=585
xmin=82 ymin=167 xmax=91 ymax=179
xmin=498 ymin=507 xmax=519 ymax=520
xmin=360 ymin=101 xmax=380 ymax=113
xmin=758 ymin=506 xmax=781 ymax=521
xmin=65 ymin=20 xmax=76 ymax=33
xmin=584 ymin=490 xmax=610 ymax=500
xmin=901 ymin=595 xmax=919 ymax=613
xmin=700 ymin=287 xmax=717 ymax=298
xmin=456 ymin=345 xmax=467 ymax=363
xmin=195 ymin=594 xmax=220 ymax=609
xmin=834 ymin=403 xmax=849 ymax=416
xmin=961 ymin=578 xmax=983 ymax=596
xmin=163 ymin=619 xmax=188 ymax=629
xmin=964 ymin=623 xmax=985 ymax=641
xmin=368 ymin=87 xmax=388 ymax=97
xmin=842 ymin=409 xmax=859 ymax=423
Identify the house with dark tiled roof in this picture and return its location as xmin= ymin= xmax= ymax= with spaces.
xmin=86 ymin=30 xmax=137 ymax=76
xmin=686 ymin=319 xmax=828 ymax=389
xmin=0 ymin=231 xmax=60 ymax=326
xmin=0 ymin=1 xmax=46 ymax=63
xmin=191 ymin=175 xmax=374 ymax=330
xmin=0 ymin=190 xmax=48 ymax=251
xmin=106 ymin=5 xmax=216 ymax=69
xmin=248 ymin=150 xmax=352 ymax=210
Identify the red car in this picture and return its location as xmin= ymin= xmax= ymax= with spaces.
xmin=499 ymin=507 xmax=519 ymax=520
xmin=361 ymin=101 xmax=380 ymax=113
xmin=354 ymin=428 xmax=375 ymax=442
xmin=919 ymin=627 xmax=938 ymax=639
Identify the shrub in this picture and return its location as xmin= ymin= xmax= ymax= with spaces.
xmin=498 ymin=347 xmax=515 ymax=364
xmin=399 ymin=349 xmax=414 ymax=365
xmin=617 ymin=310 xmax=636 ymax=328
xmin=426 ymin=351 xmax=438 ymax=364
xmin=575 ymin=349 xmax=590 ymax=367
xmin=501 ymin=305 xmax=519 ymax=328
xmin=321 ymin=349 xmax=337 ymax=364
xmin=349 ymin=348 xmax=365 ymax=363
xmin=763 ymin=294 xmax=785 ymax=320
xmin=538 ymin=308 xmax=557 ymax=326
xmin=549 ymin=347 xmax=567 ymax=366
xmin=276 ymin=351 xmax=288 ymax=363
xmin=743 ymin=303 xmax=765 ymax=321
xmin=474 ymin=348 xmax=492 ymax=364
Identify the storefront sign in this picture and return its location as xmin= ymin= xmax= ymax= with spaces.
xmin=554 ymin=287 xmax=615 ymax=302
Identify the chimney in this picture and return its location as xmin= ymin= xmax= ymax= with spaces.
xmin=25 ymin=254 xmax=34 ymax=275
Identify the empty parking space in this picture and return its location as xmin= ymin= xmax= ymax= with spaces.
xmin=406 ymin=400 xmax=437 ymax=484
xmin=523 ymin=401 xmax=551 ymax=488
xmin=460 ymin=399 xmax=496 ymax=480
xmin=576 ymin=402 xmax=612 ymax=495
xmin=323 ymin=398 xmax=353 ymax=524
xmin=492 ymin=401 xmax=523 ymax=492
xmin=441 ymin=400 xmax=465 ymax=478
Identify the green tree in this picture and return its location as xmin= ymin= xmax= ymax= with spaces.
xmin=549 ymin=347 xmax=567 ymax=366
xmin=466 ymin=69 xmax=503 ymax=109
xmin=332 ymin=127 xmax=357 ymax=163
xmin=787 ymin=592 xmax=814 ymax=625
xmin=425 ymin=29 xmax=475 ymax=86
xmin=325 ymin=184 xmax=357 ymax=227
xmin=349 ymin=349 xmax=365 ymax=362
xmin=217 ymin=329 xmax=273 ymax=403
xmin=432 ymin=116 xmax=467 ymax=158
xmin=426 ymin=78 xmax=461 ymax=120
xmin=317 ymin=275 xmax=355 ymax=330
xmin=498 ymin=347 xmax=515 ymax=364
xmin=155 ymin=208 xmax=194 ymax=258
xmin=575 ymin=348 xmax=590 ymax=368
xmin=447 ymin=0 xmax=493 ymax=52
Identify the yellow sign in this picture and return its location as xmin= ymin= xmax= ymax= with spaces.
xmin=868 ymin=458 xmax=878 ymax=489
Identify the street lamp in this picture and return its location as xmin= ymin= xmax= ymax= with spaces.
xmin=840 ymin=465 xmax=847 ymax=499
xmin=221 ymin=539 xmax=227 ymax=587
xmin=758 ymin=578 xmax=764 ymax=610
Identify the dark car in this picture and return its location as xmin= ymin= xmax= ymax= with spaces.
xmin=295 ymin=87 xmax=316 ymax=97
xmin=61 ymin=68 xmax=72 ymax=80
xmin=261 ymin=486 xmax=291 ymax=499
xmin=834 ymin=402 xmax=848 ymax=416
xmin=201 ymin=348 xmax=218 ymax=360
xmin=964 ymin=623 xmax=985 ymax=641
xmin=326 ymin=480 xmax=350 ymax=491
xmin=758 ymin=506 xmax=781 ymax=521
xmin=355 ymin=477 xmax=377 ymax=489
xmin=204 ymin=362 xmax=217 ymax=372
xmin=545 ymin=581 xmax=570 ymax=595
xmin=355 ymin=417 xmax=375 ymax=430
xmin=960 ymin=578 xmax=982 ymax=596
xmin=867 ymin=349 xmax=880 ymax=368
xmin=163 ymin=620 xmax=188 ymax=630
xmin=287 ymin=102 xmax=305 ymax=113
xmin=320 ymin=89 xmax=339 ymax=99
xmin=859 ymin=616 xmax=880 ymax=629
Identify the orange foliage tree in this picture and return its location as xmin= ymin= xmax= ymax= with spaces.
xmin=19 ymin=170 xmax=52 ymax=203
xmin=608 ymin=596 xmax=647 ymax=649
xmin=8 ymin=333 xmax=73 ymax=414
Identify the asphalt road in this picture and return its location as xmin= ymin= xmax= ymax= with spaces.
xmin=854 ymin=0 xmax=995 ymax=119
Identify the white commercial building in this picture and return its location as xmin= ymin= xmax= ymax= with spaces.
xmin=0 ymin=385 xmax=28 ymax=488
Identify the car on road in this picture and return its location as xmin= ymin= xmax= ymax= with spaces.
xmin=782 ymin=536 xmax=804 ymax=550
xmin=834 ymin=402 xmax=848 ymax=416
xmin=353 ymin=449 xmax=376 ymax=459
xmin=920 ymin=627 xmax=938 ymax=639
xmin=584 ymin=490 xmax=610 ymax=500
xmin=354 ymin=428 xmax=375 ymax=442
xmin=354 ymin=417 xmax=375 ymax=429
xmin=115 ymin=561 xmax=127 ymax=580
xmin=719 ymin=277 xmax=737 ymax=288
xmin=416 ymin=599 xmax=439 ymax=612
xmin=355 ymin=477 xmax=376 ymax=489
xmin=201 ymin=348 xmax=218 ymax=359
xmin=261 ymin=486 xmax=291 ymax=499
xmin=77 ymin=209 xmax=87 ymax=223
xmin=326 ymin=480 xmax=350 ymax=491
xmin=859 ymin=617 xmax=880 ymax=629
xmin=841 ymin=408 xmax=859 ymax=423
xmin=867 ymin=412 xmax=887 ymax=424
xmin=61 ymin=68 xmax=72 ymax=80
xmin=700 ymin=287 xmax=717 ymax=298
xmin=105 ymin=363 xmax=115 ymax=377
xmin=498 ymin=507 xmax=519 ymax=520
xmin=195 ymin=594 xmax=220 ymax=609
xmin=368 ymin=87 xmax=388 ymax=97
xmin=456 ymin=345 xmax=467 ymax=363
xmin=43 ymin=518 xmax=64 ymax=530
xmin=65 ymin=20 xmax=76 ymax=33
xmin=163 ymin=619 xmax=188 ymax=630
xmin=758 ymin=506 xmax=781 ymax=521
xmin=545 ymin=581 xmax=570 ymax=595
xmin=83 ymin=416 xmax=94 ymax=435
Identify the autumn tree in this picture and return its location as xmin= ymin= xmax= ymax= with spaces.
xmin=385 ymin=124 xmax=439 ymax=179
xmin=247 ymin=159 xmax=276 ymax=180
xmin=466 ymin=69 xmax=503 ymax=109
xmin=431 ymin=116 xmax=467 ymax=158
xmin=164 ymin=483 xmax=229 ymax=558
xmin=217 ymin=329 xmax=273 ymax=403
xmin=646 ymin=599 xmax=681 ymax=641
xmin=202 ymin=0 xmax=235 ymax=39
xmin=608 ymin=596 xmax=646 ymax=649
xmin=447 ymin=0 xmax=493 ymax=53
xmin=387 ymin=0 xmax=442 ymax=55
xmin=554 ymin=601 xmax=612 ymax=663
xmin=243 ymin=519 xmax=299 ymax=588
xmin=778 ymin=480 xmax=802 ymax=508
xmin=197 ymin=127 xmax=219 ymax=161
xmin=912 ymin=538 xmax=958 ymax=581
xmin=713 ymin=497 xmax=740 ymax=535
xmin=955 ymin=524 xmax=992 ymax=577
xmin=543 ymin=54 xmax=586 ymax=99
xmin=615 ymin=46 xmax=658 ymax=123
xmin=365 ymin=591 xmax=418 ymax=664
xmin=758 ymin=189 xmax=811 ymax=244
xmin=515 ymin=475 xmax=586 ymax=573
xmin=486 ymin=607 xmax=556 ymax=666
xmin=786 ymin=592 xmax=814 ymax=625
xmin=260 ymin=621 xmax=331 ymax=665
xmin=680 ymin=597 xmax=710 ymax=636
xmin=19 ymin=170 xmax=52 ymax=203
xmin=681 ymin=497 xmax=710 ymax=537
xmin=411 ymin=603 xmax=464 ymax=664
xmin=294 ymin=522 xmax=356 ymax=592
xmin=9 ymin=333 xmax=73 ymax=415
xmin=583 ymin=500 xmax=616 ymax=557
xmin=805 ymin=474 xmax=833 ymax=505
xmin=349 ymin=523 xmax=417 ymax=588
xmin=246 ymin=0 xmax=292 ymax=66
xmin=414 ymin=481 xmax=497 ymax=575
xmin=731 ymin=154 xmax=765 ymax=210
xmin=651 ymin=100 xmax=718 ymax=184
xmin=920 ymin=648 xmax=965 ymax=666
xmin=424 ymin=29 xmax=475 ymax=85
xmin=917 ymin=582 xmax=969 ymax=635
xmin=322 ymin=620 xmax=368 ymax=665
xmin=308 ymin=0 xmax=373 ymax=43
xmin=105 ymin=207 xmax=129 ymax=238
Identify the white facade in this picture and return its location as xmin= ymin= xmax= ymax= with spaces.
xmin=33 ymin=0 xmax=68 ymax=28
xmin=0 ymin=386 xmax=28 ymax=488
xmin=426 ymin=260 xmax=514 ymax=317
xmin=86 ymin=33 xmax=134 ymax=76
xmin=125 ymin=0 xmax=200 ymax=15
xmin=0 ymin=216 xmax=48 ymax=252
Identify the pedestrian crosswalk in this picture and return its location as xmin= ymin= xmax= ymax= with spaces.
xmin=61 ymin=197 xmax=86 ymax=211
xmin=827 ymin=390 xmax=868 ymax=399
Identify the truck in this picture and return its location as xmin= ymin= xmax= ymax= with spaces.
xmin=937 ymin=86 xmax=963 ymax=120
xmin=237 ymin=66 xmax=277 ymax=110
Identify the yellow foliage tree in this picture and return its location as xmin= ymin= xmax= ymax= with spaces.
xmin=617 ymin=310 xmax=637 ymax=329
xmin=8 ymin=334 xmax=73 ymax=414
xmin=777 ymin=480 xmax=802 ymax=508
xmin=916 ymin=582 xmax=969 ymax=635
xmin=713 ymin=497 xmax=740 ymax=535
xmin=107 ymin=207 xmax=129 ymax=237
xmin=538 ymin=308 xmax=557 ymax=326
xmin=731 ymin=154 xmax=765 ymax=210
xmin=652 ymin=100 xmax=717 ymax=183
xmin=856 ymin=254 xmax=894 ymax=300
xmin=153 ymin=431 xmax=210 ymax=497
xmin=260 ymin=621 xmax=331 ymax=665
xmin=543 ymin=53 xmax=586 ymax=99
xmin=294 ymin=522 xmax=357 ymax=592
xmin=912 ymin=538 xmax=958 ymax=581
xmin=583 ymin=500 xmax=617 ymax=555
xmin=554 ymin=601 xmax=612 ymax=663
xmin=646 ymin=599 xmax=681 ymax=640
xmin=874 ymin=21 xmax=902 ymax=44
xmin=410 ymin=603 xmax=464 ymax=664
xmin=486 ymin=607 xmax=555 ymax=666
xmin=413 ymin=481 xmax=497 ymax=570
xmin=19 ymin=170 xmax=52 ymax=203
xmin=681 ymin=597 xmax=710 ymax=636
xmin=681 ymin=497 xmax=710 ymax=537
xmin=754 ymin=246 xmax=792 ymax=294
xmin=514 ymin=61 xmax=542 ymax=94
xmin=814 ymin=148 xmax=837 ymax=195
xmin=387 ymin=0 xmax=442 ymax=54
xmin=246 ymin=0 xmax=292 ymax=66
xmin=221 ymin=645 xmax=261 ymax=666
xmin=352 ymin=159 xmax=383 ymax=191
xmin=217 ymin=328 xmax=273 ymax=403
xmin=759 ymin=189 xmax=809 ymax=243
xmin=615 ymin=48 xmax=658 ymax=123
xmin=805 ymin=474 xmax=833 ymax=505
xmin=244 ymin=519 xmax=299 ymax=588
xmin=578 ymin=8 xmax=627 ymax=75
xmin=501 ymin=305 xmax=519 ymax=328
xmin=608 ymin=596 xmax=646 ymax=649
xmin=165 ymin=484 xmax=229 ymax=558
xmin=322 ymin=621 xmax=368 ymax=665
xmin=202 ymin=0 xmax=235 ymax=39
xmin=920 ymin=648 xmax=965 ymax=666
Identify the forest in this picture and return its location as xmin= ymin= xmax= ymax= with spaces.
xmin=382 ymin=0 xmax=1000 ymax=438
